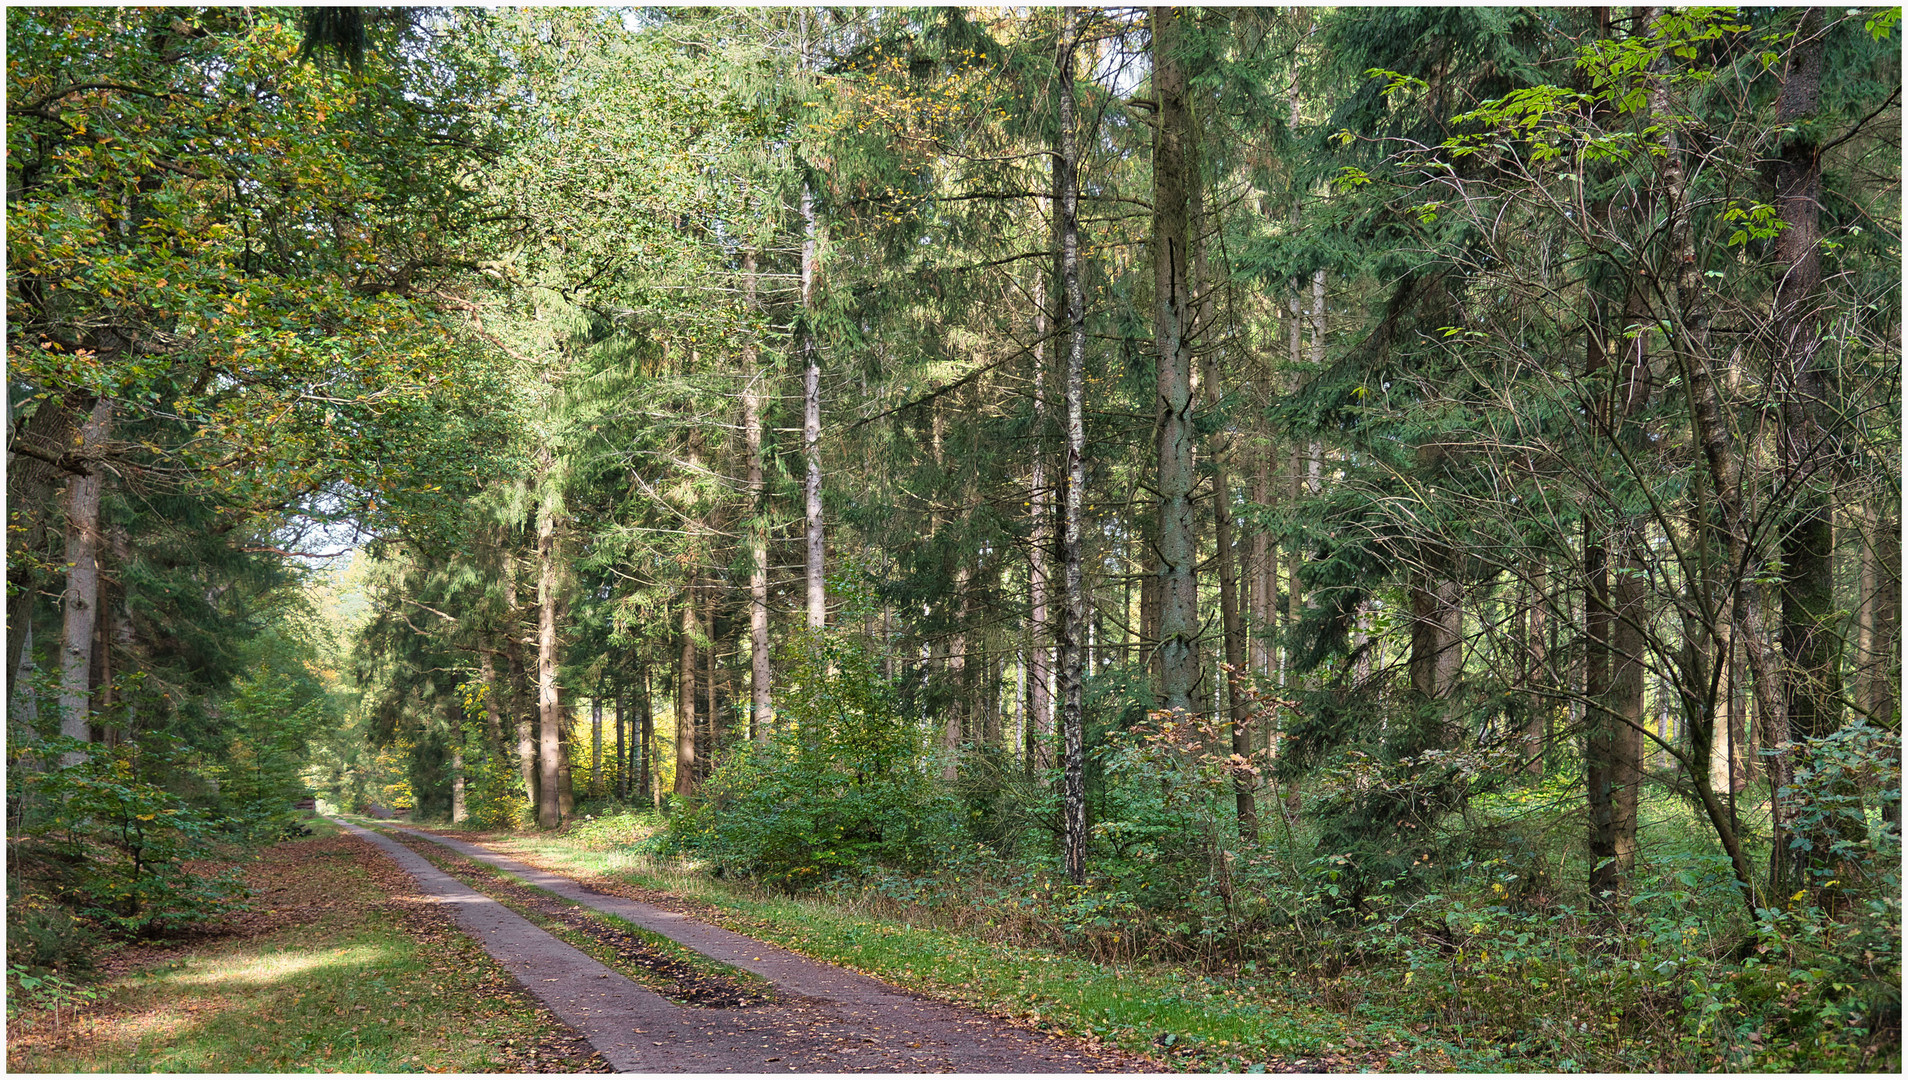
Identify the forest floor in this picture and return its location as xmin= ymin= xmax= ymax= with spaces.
xmin=6 ymin=817 xmax=602 ymax=1073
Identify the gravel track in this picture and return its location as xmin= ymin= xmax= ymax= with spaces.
xmin=334 ymin=817 xmax=1154 ymax=1073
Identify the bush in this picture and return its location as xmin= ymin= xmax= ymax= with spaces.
xmin=8 ymin=736 xmax=251 ymax=939
xmin=461 ymin=743 xmax=530 ymax=830
xmin=668 ymin=630 xmax=958 ymax=885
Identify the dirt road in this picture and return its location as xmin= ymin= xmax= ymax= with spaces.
xmin=333 ymin=818 xmax=1154 ymax=1073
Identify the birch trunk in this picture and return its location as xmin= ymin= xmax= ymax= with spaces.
xmin=1056 ymin=6 xmax=1089 ymax=885
xmin=744 ymin=248 xmax=773 ymax=736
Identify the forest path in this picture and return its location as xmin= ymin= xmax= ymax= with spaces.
xmin=333 ymin=818 xmax=1150 ymax=1073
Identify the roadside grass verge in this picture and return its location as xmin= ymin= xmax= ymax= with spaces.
xmin=465 ymin=809 xmax=1440 ymax=1073
xmin=6 ymin=829 xmax=597 ymax=1073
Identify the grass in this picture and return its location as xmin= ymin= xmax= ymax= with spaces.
xmin=6 ymin=824 xmax=591 ymax=1074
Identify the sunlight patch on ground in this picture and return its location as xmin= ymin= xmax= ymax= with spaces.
xmin=164 ymin=943 xmax=390 ymax=987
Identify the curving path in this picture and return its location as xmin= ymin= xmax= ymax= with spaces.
xmin=332 ymin=817 xmax=1150 ymax=1073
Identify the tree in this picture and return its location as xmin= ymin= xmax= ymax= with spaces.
xmin=1149 ymin=6 xmax=1203 ymax=715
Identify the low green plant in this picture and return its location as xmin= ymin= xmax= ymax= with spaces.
xmin=667 ymin=629 xmax=959 ymax=884
xmin=8 ymin=963 xmax=102 ymax=1031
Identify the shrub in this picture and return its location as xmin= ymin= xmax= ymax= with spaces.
xmin=8 ymin=735 xmax=251 ymax=939
xmin=461 ymin=741 xmax=530 ymax=830
xmin=668 ymin=630 xmax=958 ymax=885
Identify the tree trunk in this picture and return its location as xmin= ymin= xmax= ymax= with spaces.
xmin=10 ymin=618 xmax=38 ymax=731
xmin=744 ymin=248 xmax=773 ymax=738
xmin=451 ymin=742 xmax=468 ymax=823
xmin=1028 ymin=273 xmax=1054 ymax=772
xmin=1648 ymin=43 xmax=1789 ymax=899
xmin=1056 ymin=5 xmax=1089 ymax=886
xmin=591 ymin=694 xmax=603 ymax=797
xmin=1249 ymin=429 xmax=1273 ymax=679
xmin=500 ymin=555 xmax=538 ymax=813
xmin=57 ymin=397 xmax=112 ymax=763
xmin=536 ymin=471 xmax=564 ymax=830
xmin=945 ymin=564 xmax=969 ymax=780
xmin=1151 ymin=5 xmax=1199 ymax=714
xmin=1766 ymin=9 xmax=1854 ymax=895
xmin=534 ymin=496 xmax=560 ymax=828
xmin=1188 ymin=150 xmax=1255 ymax=840
xmin=676 ymin=579 xmax=698 ymax=797
xmin=1585 ymin=273 xmax=1652 ymax=898
xmin=1861 ymin=498 xmax=1901 ymax=721
xmin=615 ymin=682 xmax=627 ymax=801
xmin=556 ymin=692 xmax=575 ymax=820
xmin=639 ymin=663 xmax=655 ymax=804
xmin=801 ymin=185 xmax=826 ymax=631
xmin=1774 ymin=7 xmax=1838 ymax=749
xmin=704 ymin=591 xmax=719 ymax=778
xmin=1588 ymin=546 xmax=1646 ymax=897
xmin=1407 ymin=571 xmax=1461 ymax=703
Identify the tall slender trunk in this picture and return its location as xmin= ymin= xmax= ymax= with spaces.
xmin=1189 ymin=146 xmax=1255 ymax=840
xmin=1773 ymin=8 xmax=1838 ymax=745
xmin=1151 ymin=5 xmax=1199 ymax=714
xmin=801 ymin=184 xmax=826 ymax=631
xmin=946 ymin=564 xmax=969 ymax=779
xmin=1861 ymin=498 xmax=1901 ymax=721
xmin=1408 ymin=563 xmax=1462 ymax=702
xmin=1028 ymin=274 xmax=1054 ymax=772
xmin=1284 ymin=76 xmax=1306 ymax=686
xmin=1056 ymin=5 xmax=1089 ymax=885
xmin=744 ymin=248 xmax=773 ymax=737
xmin=591 ymin=694 xmax=603 ymax=797
xmin=1771 ymin=12 xmax=1850 ymax=896
xmin=451 ymin=739 xmax=468 ymax=823
xmin=10 ymin=619 xmax=38 ymax=730
xmin=58 ymin=398 xmax=113 ymax=763
xmin=1650 ymin=31 xmax=1782 ymax=910
xmin=1249 ymin=428 xmax=1273 ymax=678
xmin=639 ymin=662 xmax=655 ymax=804
xmin=676 ymin=578 xmax=698 ymax=797
xmin=535 ymin=466 xmax=564 ymax=830
xmin=1586 ymin=278 xmax=1650 ymax=898
xmin=501 ymin=552 xmax=537 ymax=811
xmin=556 ymin=694 xmax=574 ymax=819
xmin=615 ymin=682 xmax=627 ymax=801
xmin=704 ymin=590 xmax=718 ymax=777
